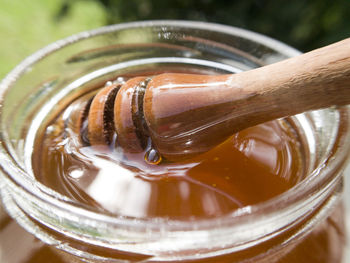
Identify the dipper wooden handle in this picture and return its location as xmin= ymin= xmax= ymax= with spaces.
xmin=141 ymin=38 xmax=350 ymax=160
xmin=87 ymin=38 xmax=350 ymax=161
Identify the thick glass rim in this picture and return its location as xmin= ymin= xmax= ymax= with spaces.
xmin=0 ymin=20 xmax=349 ymax=245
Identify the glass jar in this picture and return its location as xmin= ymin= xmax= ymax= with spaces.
xmin=0 ymin=20 xmax=349 ymax=263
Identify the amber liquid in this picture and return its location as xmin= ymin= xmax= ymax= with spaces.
xmin=33 ymin=105 xmax=303 ymax=218
xmin=22 ymin=74 xmax=345 ymax=262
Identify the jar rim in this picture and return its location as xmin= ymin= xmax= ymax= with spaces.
xmin=0 ymin=20 xmax=349 ymax=256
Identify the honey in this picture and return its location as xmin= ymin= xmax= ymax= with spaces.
xmin=32 ymin=75 xmax=304 ymax=218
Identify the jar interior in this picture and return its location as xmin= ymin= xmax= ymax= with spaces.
xmin=18 ymin=24 xmax=313 ymax=219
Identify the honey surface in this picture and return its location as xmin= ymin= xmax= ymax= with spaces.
xmin=33 ymin=94 xmax=303 ymax=218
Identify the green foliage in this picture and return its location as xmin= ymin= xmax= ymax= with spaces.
xmin=0 ymin=0 xmax=105 ymax=79
xmin=63 ymin=0 xmax=350 ymax=51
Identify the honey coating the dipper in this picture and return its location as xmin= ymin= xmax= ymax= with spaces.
xmin=32 ymin=75 xmax=305 ymax=218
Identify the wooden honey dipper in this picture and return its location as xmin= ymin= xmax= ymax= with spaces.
xmin=78 ymin=38 xmax=350 ymax=161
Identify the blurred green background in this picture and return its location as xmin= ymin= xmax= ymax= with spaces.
xmin=1 ymin=0 xmax=350 ymax=79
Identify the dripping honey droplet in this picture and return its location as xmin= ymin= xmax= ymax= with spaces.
xmin=145 ymin=148 xmax=162 ymax=165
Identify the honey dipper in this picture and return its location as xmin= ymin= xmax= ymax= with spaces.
xmin=82 ymin=38 xmax=350 ymax=161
